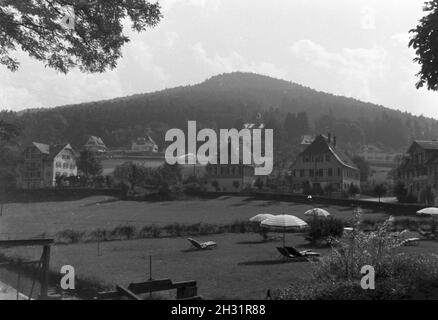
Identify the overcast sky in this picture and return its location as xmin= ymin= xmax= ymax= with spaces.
xmin=1 ymin=0 xmax=437 ymax=118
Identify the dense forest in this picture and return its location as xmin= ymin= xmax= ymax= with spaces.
xmin=1 ymin=72 xmax=437 ymax=160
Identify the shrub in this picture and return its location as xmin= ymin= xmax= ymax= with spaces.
xmin=275 ymin=217 xmax=438 ymax=300
xmin=111 ymin=225 xmax=137 ymax=240
xmin=305 ymin=217 xmax=345 ymax=245
xmin=56 ymin=229 xmax=85 ymax=244
xmin=89 ymin=228 xmax=110 ymax=242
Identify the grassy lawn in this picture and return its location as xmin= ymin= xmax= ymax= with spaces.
xmin=2 ymin=195 xmax=419 ymax=299
xmin=1 ymin=233 xmax=334 ymax=299
xmin=2 ymin=232 xmax=437 ymax=300
xmin=0 ymin=196 xmax=388 ymax=238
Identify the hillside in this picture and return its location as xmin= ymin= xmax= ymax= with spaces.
xmin=2 ymin=72 xmax=437 ymax=154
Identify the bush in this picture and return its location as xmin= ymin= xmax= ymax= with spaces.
xmin=306 ymin=217 xmax=345 ymax=245
xmin=111 ymin=225 xmax=136 ymax=240
xmin=275 ymin=217 xmax=438 ymax=300
xmin=56 ymin=229 xmax=85 ymax=244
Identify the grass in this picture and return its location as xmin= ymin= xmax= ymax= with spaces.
xmin=0 ymin=195 xmax=388 ymax=239
xmin=2 ymin=232 xmax=437 ymax=300
xmin=2 ymin=195 xmax=433 ymax=300
xmin=0 ymin=233 xmax=331 ymax=299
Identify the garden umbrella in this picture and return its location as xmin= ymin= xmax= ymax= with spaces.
xmin=261 ymin=215 xmax=308 ymax=247
xmin=304 ymin=208 xmax=331 ymax=218
xmin=417 ymin=208 xmax=438 ymax=217
xmin=249 ymin=214 xmax=275 ymax=223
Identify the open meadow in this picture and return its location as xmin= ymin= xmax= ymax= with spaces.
xmin=4 ymin=195 xmax=436 ymax=299
xmin=0 ymin=196 xmax=388 ymax=238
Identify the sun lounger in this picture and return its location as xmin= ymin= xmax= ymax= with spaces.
xmin=399 ymin=238 xmax=421 ymax=247
xmin=187 ymin=238 xmax=217 ymax=250
xmin=417 ymin=229 xmax=438 ymax=240
xmin=285 ymin=246 xmax=321 ymax=258
xmin=277 ymin=247 xmax=320 ymax=261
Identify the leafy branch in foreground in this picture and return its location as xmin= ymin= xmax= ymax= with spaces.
xmin=0 ymin=0 xmax=162 ymax=73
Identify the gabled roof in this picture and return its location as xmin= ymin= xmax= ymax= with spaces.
xmin=133 ymin=135 xmax=157 ymax=146
xmin=408 ymin=140 xmax=438 ymax=153
xmin=86 ymin=136 xmax=106 ymax=146
xmin=29 ymin=142 xmax=75 ymax=159
xmin=297 ymin=135 xmax=358 ymax=170
xmin=32 ymin=142 xmax=50 ymax=155
xmin=50 ymin=144 xmax=74 ymax=159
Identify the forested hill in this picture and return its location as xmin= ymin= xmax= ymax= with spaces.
xmin=2 ymin=72 xmax=438 ymax=153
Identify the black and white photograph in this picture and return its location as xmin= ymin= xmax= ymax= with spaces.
xmin=1 ymin=0 xmax=438 ymax=308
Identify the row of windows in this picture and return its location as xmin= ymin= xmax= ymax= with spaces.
xmin=25 ymin=172 xmax=41 ymax=178
xmin=399 ymin=167 xmax=431 ymax=180
xmin=207 ymin=166 xmax=244 ymax=176
xmin=293 ymin=168 xmax=341 ymax=178
xmin=55 ymin=162 xmax=76 ymax=170
xmin=61 ymin=155 xmax=72 ymax=160
xmin=55 ymin=172 xmax=76 ymax=177
xmin=293 ymin=168 xmax=359 ymax=180
xmin=303 ymin=154 xmax=332 ymax=163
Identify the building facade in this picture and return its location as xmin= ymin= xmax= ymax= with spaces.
xmin=205 ymin=164 xmax=258 ymax=193
xmin=131 ymin=136 xmax=158 ymax=153
xmin=396 ymin=140 xmax=438 ymax=203
xmin=358 ymin=145 xmax=400 ymax=167
xmin=17 ymin=143 xmax=78 ymax=189
xmin=290 ymin=134 xmax=360 ymax=193
xmin=84 ymin=136 xmax=107 ymax=153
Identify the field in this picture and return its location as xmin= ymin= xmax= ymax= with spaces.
xmin=2 ymin=195 xmax=429 ymax=299
xmin=0 ymin=196 xmax=388 ymax=238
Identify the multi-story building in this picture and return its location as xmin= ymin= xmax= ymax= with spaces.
xmin=131 ymin=136 xmax=158 ymax=153
xmin=205 ymin=163 xmax=259 ymax=193
xmin=84 ymin=136 xmax=107 ymax=153
xmin=397 ymin=140 xmax=438 ymax=203
xmin=290 ymin=134 xmax=360 ymax=193
xmin=358 ymin=145 xmax=400 ymax=167
xmin=17 ymin=142 xmax=77 ymax=189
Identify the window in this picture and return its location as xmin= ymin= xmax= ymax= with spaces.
xmin=325 ymin=154 xmax=331 ymax=162
xmin=309 ymin=169 xmax=314 ymax=177
xmin=338 ymin=168 xmax=341 ymax=176
xmin=318 ymin=169 xmax=324 ymax=177
xmin=328 ymin=168 xmax=333 ymax=177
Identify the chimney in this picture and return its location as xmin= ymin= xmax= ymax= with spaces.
xmin=328 ymin=133 xmax=332 ymax=144
xmin=333 ymin=136 xmax=337 ymax=147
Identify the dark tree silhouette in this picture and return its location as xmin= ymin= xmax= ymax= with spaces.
xmin=410 ymin=0 xmax=438 ymax=90
xmin=0 ymin=0 xmax=162 ymax=73
xmin=77 ymin=150 xmax=102 ymax=179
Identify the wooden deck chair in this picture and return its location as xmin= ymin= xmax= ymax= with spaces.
xmin=276 ymin=247 xmax=309 ymax=262
xmin=187 ymin=238 xmax=217 ymax=250
xmin=417 ymin=229 xmax=438 ymax=240
xmin=399 ymin=238 xmax=421 ymax=247
xmin=285 ymin=246 xmax=321 ymax=258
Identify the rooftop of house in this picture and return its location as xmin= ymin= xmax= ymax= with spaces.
xmin=133 ymin=135 xmax=157 ymax=146
xmin=86 ymin=136 xmax=106 ymax=146
xmin=300 ymin=134 xmax=358 ymax=170
xmin=409 ymin=140 xmax=438 ymax=152
xmin=30 ymin=142 xmax=75 ymax=159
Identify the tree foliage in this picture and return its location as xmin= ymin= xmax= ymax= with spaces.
xmin=352 ymin=156 xmax=370 ymax=182
xmin=77 ymin=150 xmax=102 ymax=178
xmin=410 ymin=0 xmax=438 ymax=90
xmin=0 ymin=0 xmax=162 ymax=73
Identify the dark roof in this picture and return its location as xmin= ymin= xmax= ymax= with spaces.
xmin=409 ymin=140 xmax=438 ymax=152
xmin=30 ymin=142 xmax=74 ymax=159
xmin=32 ymin=142 xmax=50 ymax=155
xmin=300 ymin=135 xmax=358 ymax=170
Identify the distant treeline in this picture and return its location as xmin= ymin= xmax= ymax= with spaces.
xmin=1 ymin=72 xmax=436 ymax=156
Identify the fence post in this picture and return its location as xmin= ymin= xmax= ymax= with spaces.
xmin=40 ymin=245 xmax=51 ymax=300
